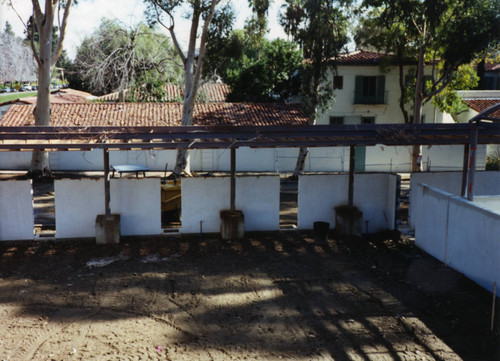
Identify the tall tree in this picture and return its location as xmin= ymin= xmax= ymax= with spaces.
xmin=280 ymin=0 xmax=352 ymax=178
xmin=0 ymin=30 xmax=36 ymax=82
xmin=73 ymin=19 xmax=180 ymax=98
xmin=146 ymin=0 xmax=223 ymax=177
xmin=10 ymin=0 xmax=73 ymax=175
xmin=357 ymin=0 xmax=500 ymax=171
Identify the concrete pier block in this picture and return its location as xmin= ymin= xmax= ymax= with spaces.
xmin=220 ymin=210 xmax=244 ymax=240
xmin=95 ymin=214 xmax=121 ymax=244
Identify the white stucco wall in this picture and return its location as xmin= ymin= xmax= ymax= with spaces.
xmin=0 ymin=152 xmax=32 ymax=170
xmin=0 ymin=180 xmax=34 ymax=240
xmin=55 ymin=178 xmax=161 ymax=239
xmin=297 ymin=173 xmax=397 ymax=232
xmin=181 ymin=176 xmax=280 ymax=234
xmin=414 ymin=183 xmax=500 ymax=293
xmin=410 ymin=170 xmax=500 ymax=228
xmin=0 ymin=142 xmax=486 ymax=174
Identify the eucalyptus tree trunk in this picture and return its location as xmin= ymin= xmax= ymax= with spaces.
xmin=30 ymin=17 xmax=53 ymax=172
xmin=28 ymin=0 xmax=72 ymax=175
xmin=411 ymin=45 xmax=426 ymax=172
xmin=170 ymin=0 xmax=218 ymax=177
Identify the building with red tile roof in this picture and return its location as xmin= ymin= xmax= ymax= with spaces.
xmin=0 ymin=102 xmax=309 ymax=127
xmin=335 ymin=50 xmax=417 ymax=66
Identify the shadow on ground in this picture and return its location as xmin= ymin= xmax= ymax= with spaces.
xmin=0 ymin=231 xmax=498 ymax=360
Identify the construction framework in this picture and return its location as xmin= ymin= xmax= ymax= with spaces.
xmin=0 ymin=103 xmax=499 ymax=216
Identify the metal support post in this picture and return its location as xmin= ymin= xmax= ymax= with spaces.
xmin=348 ymin=146 xmax=355 ymax=207
xmin=467 ymin=127 xmax=478 ymax=202
xmin=230 ymin=147 xmax=236 ymax=212
xmin=103 ymin=148 xmax=111 ymax=218
xmin=461 ymin=144 xmax=470 ymax=197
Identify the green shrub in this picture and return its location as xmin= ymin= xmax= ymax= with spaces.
xmin=485 ymin=156 xmax=500 ymax=171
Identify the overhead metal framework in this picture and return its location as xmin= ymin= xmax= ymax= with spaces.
xmin=0 ymin=122 xmax=500 ymax=152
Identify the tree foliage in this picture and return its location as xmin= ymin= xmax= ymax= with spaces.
xmin=280 ymin=0 xmax=352 ymax=116
xmin=279 ymin=0 xmax=353 ymax=177
xmin=357 ymin=0 xmax=500 ymax=120
xmin=0 ymin=29 xmax=36 ymax=82
xmin=357 ymin=0 xmax=499 ymax=171
xmin=222 ymin=36 xmax=303 ymax=102
xmin=73 ymin=19 xmax=180 ymax=98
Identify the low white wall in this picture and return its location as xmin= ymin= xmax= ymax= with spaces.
xmin=55 ymin=178 xmax=161 ymax=238
xmin=0 ymin=180 xmax=33 ymax=240
xmin=1 ymin=144 xmax=484 ymax=173
xmin=181 ymin=176 xmax=280 ymax=234
xmin=297 ymin=174 xmax=397 ymax=232
xmin=410 ymin=171 xmax=500 ymax=228
xmin=0 ymin=152 xmax=32 ymax=170
xmin=414 ymin=183 xmax=500 ymax=293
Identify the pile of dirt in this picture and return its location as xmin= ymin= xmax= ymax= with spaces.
xmin=0 ymin=231 xmax=498 ymax=360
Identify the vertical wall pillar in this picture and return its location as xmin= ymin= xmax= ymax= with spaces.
xmin=461 ymin=144 xmax=470 ymax=198
xmin=220 ymin=147 xmax=244 ymax=239
xmin=348 ymin=145 xmax=355 ymax=207
xmin=96 ymin=148 xmax=120 ymax=244
xmin=230 ymin=147 xmax=236 ymax=212
xmin=467 ymin=127 xmax=478 ymax=201
xmin=103 ymin=148 xmax=111 ymax=218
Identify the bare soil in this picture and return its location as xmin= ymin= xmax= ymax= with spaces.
xmin=0 ymin=232 xmax=498 ymax=361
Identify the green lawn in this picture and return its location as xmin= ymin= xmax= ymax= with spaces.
xmin=0 ymin=91 xmax=37 ymax=104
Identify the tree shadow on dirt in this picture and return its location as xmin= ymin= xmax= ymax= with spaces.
xmin=0 ymin=232 xmax=498 ymax=360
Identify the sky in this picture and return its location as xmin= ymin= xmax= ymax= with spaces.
xmin=0 ymin=0 xmax=288 ymax=60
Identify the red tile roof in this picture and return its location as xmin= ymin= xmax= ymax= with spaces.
xmin=0 ymin=102 xmax=309 ymax=127
xmin=336 ymin=50 xmax=417 ymax=66
xmin=464 ymin=99 xmax=500 ymax=119
xmin=97 ymin=83 xmax=229 ymax=103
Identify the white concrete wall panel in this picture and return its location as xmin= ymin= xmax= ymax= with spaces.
xmin=55 ymin=179 xmax=161 ymax=238
xmin=110 ymin=179 xmax=161 ymax=236
xmin=235 ymin=176 xmax=280 ymax=231
xmin=298 ymin=174 xmax=397 ymax=232
xmin=410 ymin=171 xmax=500 ymax=228
xmin=0 ymin=152 xmax=32 ymax=170
xmin=55 ymin=179 xmax=103 ymax=238
xmin=413 ymin=185 xmax=452 ymax=261
xmin=414 ymin=183 xmax=500 ymax=293
xmin=181 ymin=176 xmax=280 ymax=234
xmin=446 ymin=198 xmax=500 ymax=293
xmin=0 ymin=181 xmax=33 ymax=240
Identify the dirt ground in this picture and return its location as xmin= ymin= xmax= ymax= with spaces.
xmin=0 ymin=231 xmax=498 ymax=361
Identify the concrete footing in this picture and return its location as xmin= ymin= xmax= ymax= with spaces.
xmin=95 ymin=214 xmax=121 ymax=244
xmin=220 ymin=210 xmax=244 ymax=240
xmin=334 ymin=205 xmax=362 ymax=237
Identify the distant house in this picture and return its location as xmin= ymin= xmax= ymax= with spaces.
xmin=476 ymin=60 xmax=500 ymax=90
xmin=317 ymin=49 xmax=453 ymax=125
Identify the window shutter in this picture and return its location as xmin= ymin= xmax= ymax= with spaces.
xmin=376 ymin=75 xmax=385 ymax=104
xmin=354 ymin=76 xmax=363 ymax=104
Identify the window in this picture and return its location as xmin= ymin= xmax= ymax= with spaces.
xmin=333 ymin=75 xmax=343 ymax=89
xmin=329 ymin=116 xmax=344 ymax=125
xmin=361 ymin=116 xmax=375 ymax=124
xmin=354 ymin=76 xmax=386 ymax=104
